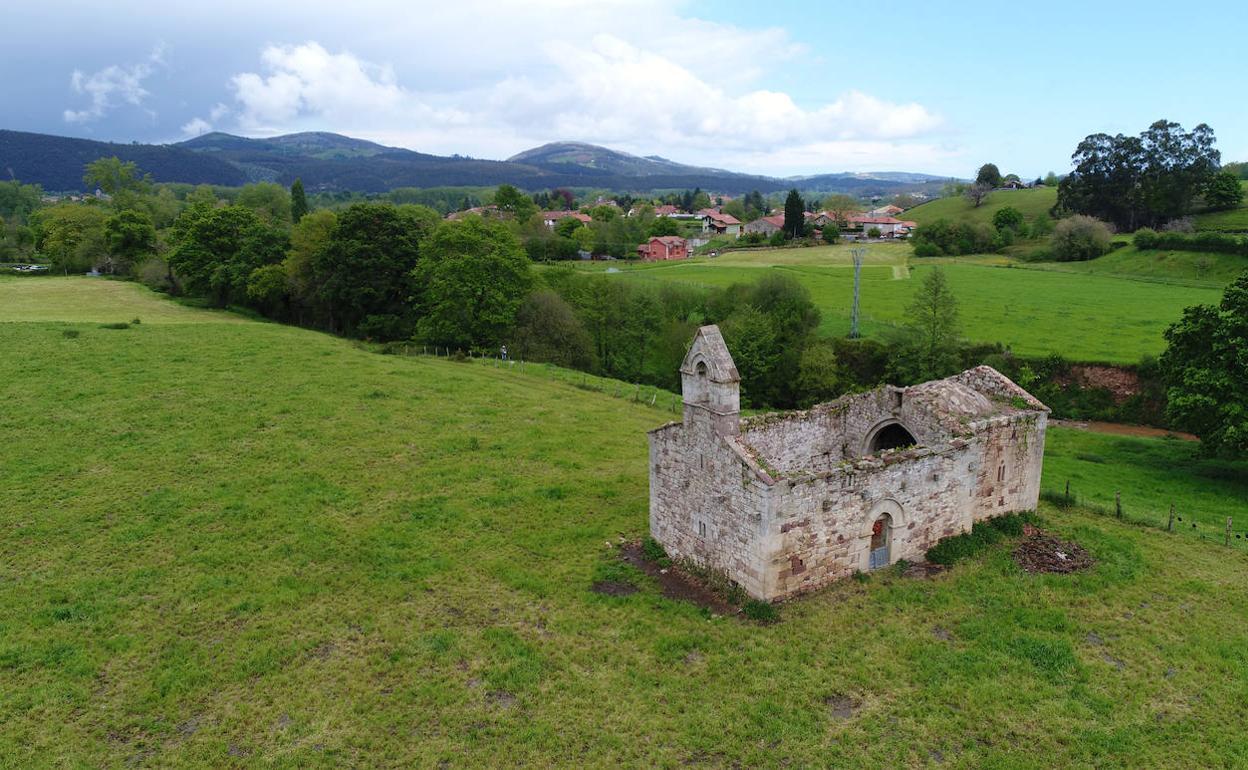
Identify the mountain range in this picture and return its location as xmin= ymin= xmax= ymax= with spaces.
xmin=0 ymin=129 xmax=957 ymax=196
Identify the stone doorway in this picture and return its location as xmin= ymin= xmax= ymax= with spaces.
xmin=869 ymin=514 xmax=891 ymax=570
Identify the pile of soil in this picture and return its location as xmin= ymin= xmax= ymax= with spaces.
xmin=1014 ymin=530 xmax=1094 ymax=574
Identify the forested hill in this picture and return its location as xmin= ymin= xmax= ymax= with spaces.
xmin=0 ymin=130 xmax=247 ymax=190
xmin=0 ymin=128 xmax=952 ymax=196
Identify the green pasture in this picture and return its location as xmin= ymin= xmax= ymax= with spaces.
xmin=902 ymin=187 xmax=1058 ymax=227
xmin=1042 ymin=427 xmax=1248 ymax=532
xmin=570 ymin=248 xmax=1222 ymax=363
xmin=3 ymin=278 xmax=1248 ymax=766
xmin=1193 ymin=181 xmax=1248 ymax=232
xmin=1020 ymin=245 xmax=1248 ymax=288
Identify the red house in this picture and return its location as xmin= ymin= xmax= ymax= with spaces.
xmin=638 ymin=236 xmax=689 ymax=261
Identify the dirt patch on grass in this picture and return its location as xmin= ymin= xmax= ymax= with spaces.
xmin=824 ymin=694 xmax=861 ymax=720
xmin=1052 ymin=418 xmax=1197 ymax=442
xmin=590 ymin=580 xmax=638 ymax=597
xmin=1014 ymin=528 xmax=1095 ymax=574
xmin=619 ymin=542 xmax=738 ymax=616
xmin=900 ymin=561 xmax=947 ymax=579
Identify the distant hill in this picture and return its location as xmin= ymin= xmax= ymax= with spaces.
xmin=0 ymin=128 xmax=956 ymax=197
xmin=0 ymin=130 xmax=247 ymax=191
xmin=507 ymin=141 xmax=734 ymax=177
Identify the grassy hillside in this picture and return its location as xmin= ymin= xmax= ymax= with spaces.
xmin=1023 ymin=245 xmax=1248 ymax=288
xmin=1193 ymin=181 xmax=1248 ymax=232
xmin=902 ymin=187 xmax=1058 ymax=227
xmin=574 ymin=248 xmax=1221 ymax=363
xmin=4 ymin=278 xmax=1248 ymax=766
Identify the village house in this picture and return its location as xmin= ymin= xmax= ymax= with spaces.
xmin=648 ymin=326 xmax=1048 ymax=601
xmin=869 ymin=204 xmax=905 ymax=217
xmin=638 ymin=235 xmax=689 ymax=261
xmin=541 ymin=211 xmax=592 ymax=228
xmin=848 ymin=215 xmax=917 ymax=238
xmin=700 ymin=210 xmax=742 ymax=237
xmin=744 ymin=214 xmax=785 ymax=236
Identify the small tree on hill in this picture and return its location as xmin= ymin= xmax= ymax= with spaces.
xmin=964 ymin=182 xmax=991 ymax=208
xmin=976 ymin=163 xmax=1003 ymax=188
xmin=890 ymin=267 xmax=961 ymax=382
xmin=1205 ymin=170 xmax=1244 ymax=210
xmin=783 ymin=189 xmax=804 ymax=239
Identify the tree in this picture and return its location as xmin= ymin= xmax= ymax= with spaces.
xmin=0 ymin=181 xmax=42 ymax=224
xmin=892 ymin=267 xmax=961 ymax=382
xmin=83 ymin=157 xmax=151 ymax=201
xmin=822 ymin=226 xmax=840 ymax=245
xmin=975 ymin=163 xmax=1003 ymax=188
xmin=1050 ymin=215 xmax=1112 ymax=261
xmin=237 ymin=182 xmax=293 ymax=228
xmin=32 ymin=204 xmax=107 ymax=275
xmin=722 ymin=199 xmax=747 ymax=222
xmin=964 ymin=182 xmax=991 ymax=208
xmin=103 ymin=208 xmax=156 ymax=274
xmin=493 ymin=184 xmax=537 ymax=220
xmin=648 ymin=217 xmax=681 ymax=237
xmin=1057 ymin=120 xmax=1220 ymax=230
xmin=512 ymin=290 xmax=594 ymax=368
xmin=1205 ymin=170 xmax=1244 ymax=211
xmin=290 ymin=178 xmax=309 ymax=223
xmin=720 ymin=306 xmax=778 ymax=408
xmin=783 ymin=189 xmax=805 ymax=239
xmin=284 ymin=209 xmax=338 ymax=323
xmin=414 ymin=216 xmax=534 ymax=350
xmin=1043 ymin=171 xmax=1060 ymax=187
xmin=315 ymin=203 xmax=438 ymax=338
xmin=167 ymin=205 xmax=287 ymax=306
xmin=795 ymin=340 xmax=845 ymax=407
xmin=1160 ymin=271 xmax=1248 ymax=457
xmin=867 ymin=226 xmax=882 ymax=239
xmin=991 ymin=206 xmax=1025 ymax=233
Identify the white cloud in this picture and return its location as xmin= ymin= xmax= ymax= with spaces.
xmin=202 ymin=3 xmax=948 ymax=174
xmin=64 ymin=44 xmax=166 ymax=123
xmin=180 ymin=117 xmax=212 ymax=137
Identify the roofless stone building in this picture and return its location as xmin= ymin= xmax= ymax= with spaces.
xmin=648 ymin=325 xmax=1049 ymax=601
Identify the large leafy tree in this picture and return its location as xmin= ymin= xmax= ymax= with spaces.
xmin=315 ymin=203 xmax=439 ymax=339
xmin=413 ymin=216 xmax=533 ymax=349
xmin=236 ymin=182 xmax=293 ymax=228
xmin=32 ymin=204 xmax=107 ymax=275
xmin=83 ymin=157 xmax=151 ymax=204
xmin=975 ymin=163 xmax=1003 ymax=188
xmin=782 ymin=189 xmax=804 ymax=239
xmin=103 ymin=208 xmax=156 ymax=274
xmin=1057 ymin=120 xmax=1220 ymax=230
xmin=1205 ymin=170 xmax=1244 ymax=211
xmin=1160 ymin=272 xmax=1248 ymax=457
xmin=168 ymin=205 xmax=287 ymax=306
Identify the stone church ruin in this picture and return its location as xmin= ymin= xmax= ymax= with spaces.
xmin=648 ymin=325 xmax=1049 ymax=601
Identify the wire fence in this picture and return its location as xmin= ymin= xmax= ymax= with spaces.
xmin=391 ymin=344 xmax=684 ymax=415
xmin=1040 ymin=481 xmax=1248 ymax=553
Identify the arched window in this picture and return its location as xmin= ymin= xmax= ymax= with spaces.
xmin=696 ymin=360 xmax=708 ymax=377
xmin=868 ymin=422 xmax=916 ymax=454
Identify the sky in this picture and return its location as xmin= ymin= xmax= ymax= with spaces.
xmin=4 ymin=0 xmax=1245 ymax=179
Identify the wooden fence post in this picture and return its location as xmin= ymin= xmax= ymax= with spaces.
xmin=1115 ymin=490 xmax=1122 ymax=519
xmin=1064 ymin=480 xmax=1070 ymax=505
xmin=1226 ymin=517 xmax=1233 ymax=547
xmin=1168 ymin=504 xmax=1175 ymax=532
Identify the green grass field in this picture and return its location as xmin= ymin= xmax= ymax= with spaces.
xmin=902 ymin=187 xmax=1058 ymax=227
xmin=4 ymin=278 xmax=1248 ymax=767
xmin=1042 ymin=428 xmax=1248 ymax=531
xmin=1022 ymin=245 xmax=1248 ymax=288
xmin=570 ymin=248 xmax=1222 ymax=363
xmin=1194 ymin=181 xmax=1248 ymax=232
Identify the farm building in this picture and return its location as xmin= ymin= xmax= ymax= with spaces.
xmin=744 ymin=215 xmax=784 ymax=235
xmin=700 ymin=210 xmax=742 ymax=237
xmin=648 ymin=326 xmax=1049 ymax=601
xmin=638 ymin=236 xmax=689 ymax=260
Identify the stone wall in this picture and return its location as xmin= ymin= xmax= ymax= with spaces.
xmin=647 ymin=328 xmax=1049 ymax=602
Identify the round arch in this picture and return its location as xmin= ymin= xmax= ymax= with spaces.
xmin=862 ymin=418 xmax=917 ymax=456
xmin=858 ymin=498 xmax=907 ymax=572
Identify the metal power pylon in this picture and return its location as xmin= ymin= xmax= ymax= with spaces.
xmin=849 ymin=246 xmax=866 ymax=338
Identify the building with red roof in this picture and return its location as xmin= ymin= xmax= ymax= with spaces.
xmin=638 ymin=236 xmax=689 ymax=261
